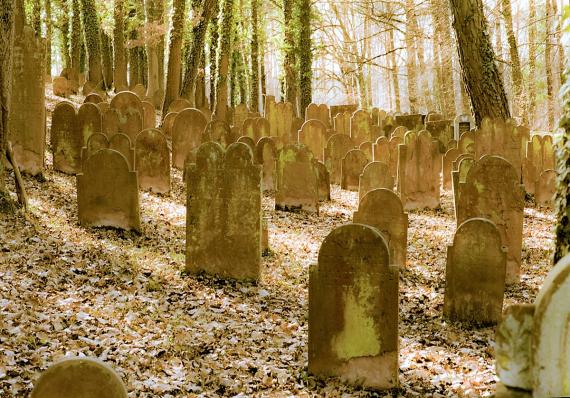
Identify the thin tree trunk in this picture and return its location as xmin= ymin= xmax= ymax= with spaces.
xmin=405 ymin=0 xmax=418 ymax=113
xmin=250 ymin=0 xmax=259 ymax=112
xmin=527 ymin=0 xmax=537 ymax=126
xmin=113 ymin=0 xmax=127 ymax=91
xmin=449 ymin=0 xmax=511 ymax=126
xmin=283 ymin=0 xmax=297 ymax=108
xmin=58 ymin=0 xmax=71 ymax=71
xmin=45 ymin=0 xmax=52 ymax=76
xmin=161 ymin=0 xmax=186 ymax=115
xmin=70 ymin=0 xmax=81 ymax=81
xmin=297 ymin=0 xmax=312 ymax=118
xmin=213 ymin=0 xmax=233 ymax=121
xmin=100 ymin=30 xmax=113 ymax=89
xmin=209 ymin=1 xmax=219 ymax=110
xmin=156 ymin=0 xmax=164 ymax=92
xmin=80 ymin=0 xmax=104 ymax=85
xmin=545 ymin=0 xmax=554 ymax=129
xmin=144 ymin=0 xmax=160 ymax=97
xmin=387 ymin=13 xmax=401 ymax=113
xmin=502 ymin=0 xmax=523 ymax=118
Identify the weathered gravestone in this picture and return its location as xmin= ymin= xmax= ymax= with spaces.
xmin=77 ymin=103 xmax=102 ymax=142
xmin=315 ymin=160 xmax=331 ymax=201
xmin=455 ymin=155 xmax=524 ymax=284
xmin=131 ymin=83 xmax=146 ymax=98
xmin=168 ymin=98 xmax=192 ymax=113
xmin=186 ymin=142 xmax=261 ymax=280
xmin=341 ymin=149 xmax=368 ymax=191
xmin=359 ymin=141 xmax=373 ymax=161
xmin=306 ymin=103 xmax=330 ymax=128
xmin=458 ymin=131 xmax=475 ymax=155
xmin=324 ymin=134 xmax=355 ymax=185
xmin=275 ymin=144 xmax=319 ymax=213
xmin=387 ymin=136 xmax=402 ymax=180
xmin=390 ymin=126 xmax=407 ymax=139
xmin=84 ymin=92 xmax=104 ymax=104
xmin=255 ymin=137 xmax=277 ymax=192
xmin=237 ymin=136 xmax=256 ymax=153
xmin=451 ymin=156 xmax=474 ymax=216
xmin=77 ymin=149 xmax=140 ymax=231
xmin=160 ymin=112 xmax=178 ymax=138
xmin=172 ymin=108 xmax=207 ymax=169
xmin=395 ymin=114 xmax=423 ymax=130
xmin=30 ymin=357 xmax=127 ymax=398
xmin=353 ymin=188 xmax=408 ymax=269
xmin=309 ymin=223 xmax=399 ymax=390
xmin=373 ymin=136 xmax=389 ymax=164
xmin=242 ymin=117 xmax=270 ymax=142
xmin=475 ymin=118 xmax=524 ymax=179
xmin=9 ymin=24 xmax=46 ymax=175
xmin=275 ymin=102 xmax=295 ymax=144
xmin=333 ymin=111 xmax=351 ymax=135
xmin=203 ymin=120 xmax=234 ymax=147
xmin=135 ymin=129 xmax=170 ymax=194
xmin=141 ymin=101 xmax=156 ymax=129
xmin=52 ymin=76 xmax=72 ymax=97
xmin=444 ymin=218 xmax=507 ymax=325
xmin=442 ymin=147 xmax=461 ymax=190
xmin=358 ymin=161 xmax=394 ymax=202
xmin=81 ymin=133 xmax=109 ymax=164
xmin=397 ymin=131 xmax=440 ymax=210
xmin=523 ymin=135 xmax=554 ymax=195
xmin=110 ymin=91 xmax=145 ymax=142
xmin=102 ymin=109 xmax=120 ymax=137
xmin=233 ymin=103 xmax=249 ymax=134
xmin=426 ymin=119 xmax=454 ymax=153
xmin=350 ymin=110 xmax=372 ymax=145
xmin=109 ymin=133 xmax=135 ymax=170
xmin=493 ymin=254 xmax=570 ymax=398
xmin=535 ymin=169 xmax=556 ymax=207
xmin=453 ymin=113 xmax=475 ymax=140
xmin=298 ymin=119 xmax=327 ymax=161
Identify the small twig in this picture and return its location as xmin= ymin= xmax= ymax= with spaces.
xmin=6 ymin=141 xmax=28 ymax=211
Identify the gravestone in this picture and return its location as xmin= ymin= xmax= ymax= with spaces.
xmin=453 ymin=113 xmax=475 ymax=140
xmin=395 ymin=114 xmax=423 ymax=130
xmin=264 ymin=95 xmax=278 ymax=136
xmin=397 ymin=131 xmax=440 ymax=210
xmin=109 ymin=133 xmax=135 ymax=170
xmin=444 ymin=218 xmax=507 ymax=325
xmin=172 ymin=108 xmax=207 ymax=169
xmin=324 ymin=134 xmax=355 ymax=185
xmin=358 ymin=162 xmax=394 ymax=202
xmin=315 ymin=160 xmax=331 ymax=201
xmin=77 ymin=149 xmax=140 ymax=231
xmin=350 ymin=110 xmax=372 ymax=145
xmin=275 ymin=144 xmax=319 ymax=213
xmin=333 ymin=111 xmax=351 ymax=135
xmin=51 ymin=102 xmax=80 ymax=174
xmin=298 ymin=119 xmax=327 ymax=161
xmin=475 ymin=118 xmax=523 ymax=179
xmin=160 ymin=112 xmax=178 ymax=138
xmin=306 ymin=103 xmax=330 ymax=128
xmin=9 ymin=25 xmax=46 ymax=175
xmin=451 ymin=156 xmax=474 ymax=217
xmin=30 ymin=357 xmax=127 ymax=398
xmin=186 ymin=142 xmax=261 ymax=280
xmin=168 ymin=98 xmax=192 ymax=113
xmin=82 ymin=133 xmax=109 ymax=164
xmin=387 ymin=136 xmax=403 ymax=180
xmin=242 ymin=117 xmax=270 ymax=142
xmin=309 ymin=223 xmax=399 ymax=390
xmin=102 ymin=109 xmax=120 ymax=137
xmin=391 ymin=126 xmax=407 ymax=139
xmin=204 ymin=119 xmax=234 ymax=147
xmin=523 ymin=135 xmax=554 ymax=195
xmin=141 ymin=101 xmax=156 ymax=129
xmin=275 ymin=102 xmax=294 ymax=144
xmin=359 ymin=141 xmax=373 ymax=161
xmin=535 ymin=169 xmax=556 ymax=207
xmin=77 ymin=102 xmax=102 ymax=143
xmin=255 ymin=137 xmax=277 ymax=192
xmin=373 ymin=136 xmax=389 ymax=164
xmin=442 ymin=148 xmax=461 ymax=190
xmin=131 ymin=83 xmax=146 ymax=98
xmin=353 ymin=188 xmax=408 ymax=269
xmin=109 ymin=91 xmax=144 ymax=142
xmin=53 ymin=76 xmax=72 ymax=97
xmin=425 ymin=119 xmax=454 ymax=153
xmin=84 ymin=92 xmax=104 ymax=104
xmin=341 ymin=149 xmax=368 ymax=191
xmin=455 ymin=155 xmax=524 ymax=284
xmin=458 ymin=131 xmax=475 ymax=155
xmin=233 ymin=103 xmax=249 ymax=133
xmin=135 ymin=129 xmax=170 ymax=194
xmin=237 ymin=136 xmax=256 ymax=152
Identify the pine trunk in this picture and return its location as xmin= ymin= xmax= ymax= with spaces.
xmin=80 ymin=0 xmax=103 ymax=85
xmin=449 ymin=0 xmax=511 ymax=126
xmin=161 ymin=0 xmax=186 ymax=115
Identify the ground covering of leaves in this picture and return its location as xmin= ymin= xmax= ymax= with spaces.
xmin=0 ymin=88 xmax=555 ymax=397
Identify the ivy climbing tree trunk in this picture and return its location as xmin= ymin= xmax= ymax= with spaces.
xmin=213 ymin=0 xmax=233 ymax=121
xmin=449 ymin=0 xmax=511 ymax=126
xmin=502 ymin=0 xmax=523 ymax=119
xmin=113 ymin=0 xmax=127 ymax=91
xmin=527 ymin=0 xmax=537 ymax=126
xmin=80 ymin=0 xmax=104 ymax=85
xmin=161 ymin=0 xmax=186 ymax=116
xmin=180 ymin=0 xmax=216 ymax=106
xmin=144 ymin=0 xmax=160 ymax=98
xmin=209 ymin=0 xmax=220 ymax=110
xmin=283 ymin=0 xmax=297 ymax=110
xmin=57 ymin=0 xmax=71 ymax=71
xmin=545 ymin=0 xmax=555 ymax=129
xmin=70 ymin=0 xmax=81 ymax=82
xmin=100 ymin=30 xmax=113 ymax=89
xmin=45 ymin=0 xmax=52 ymax=76
xmin=296 ymin=0 xmax=312 ymax=118
xmin=32 ymin=0 xmax=42 ymax=37
xmin=250 ymin=0 xmax=259 ymax=112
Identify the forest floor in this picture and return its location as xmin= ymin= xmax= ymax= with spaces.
xmin=0 ymin=87 xmax=555 ymax=397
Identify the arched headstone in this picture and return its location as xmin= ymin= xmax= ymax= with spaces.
xmin=350 ymin=110 xmax=371 ymax=145
xmin=358 ymin=161 xmax=394 ymax=201
xmin=341 ymin=149 xmax=368 ymax=191
xmin=172 ymin=108 xmax=207 ymax=169
xmin=298 ymin=119 xmax=327 ymax=161
xmin=255 ymin=137 xmax=277 ymax=192
xmin=135 ymin=129 xmax=170 ymax=193
xmin=324 ymin=134 xmax=355 ymax=185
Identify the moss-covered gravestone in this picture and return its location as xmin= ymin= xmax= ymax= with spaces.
xmin=77 ymin=149 xmax=140 ymax=231
xmin=135 ymin=129 xmax=170 ymax=194
xmin=275 ymin=144 xmax=319 ymax=213
xmin=172 ymin=108 xmax=207 ymax=169
xmin=444 ymin=218 xmax=507 ymax=325
xmin=31 ymin=357 xmax=127 ymax=398
xmin=298 ymin=119 xmax=327 ymax=161
xmin=51 ymin=102 xmax=80 ymax=174
xmin=350 ymin=110 xmax=371 ymax=145
xmin=109 ymin=91 xmax=145 ymax=142
xmin=353 ymin=189 xmax=408 ymax=269
xmin=309 ymin=223 xmax=399 ymax=390
xmin=333 ymin=111 xmax=351 ymax=135
xmin=341 ymin=149 xmax=368 ymax=191
xmin=358 ymin=161 xmax=394 ymax=202
xmin=324 ymin=134 xmax=355 ymax=185
xmin=186 ymin=142 xmax=262 ymax=280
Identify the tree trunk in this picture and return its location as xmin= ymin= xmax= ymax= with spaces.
xmin=405 ymin=0 xmax=418 ymax=113
xmin=70 ymin=0 xmax=81 ymax=81
xmin=545 ymin=0 xmax=554 ymax=129
xmin=387 ymin=13 xmax=401 ymax=113
xmin=144 ymin=0 xmax=160 ymax=98
xmin=502 ymin=0 xmax=523 ymax=118
xmin=0 ymin=0 xmax=15 ymax=205
xmin=32 ymin=0 xmax=42 ymax=37
xmin=209 ymin=0 xmax=219 ymax=110
xmin=449 ymin=0 xmax=511 ymax=126
xmin=80 ymin=0 xmax=104 ymax=85
xmin=296 ymin=0 xmax=312 ymax=118
xmin=58 ymin=0 xmax=71 ymax=71
xmin=161 ymin=0 xmax=186 ymax=115
xmin=283 ymin=0 xmax=297 ymax=108
xmin=45 ymin=0 xmax=51 ymax=76
xmin=180 ymin=0 xmax=216 ymax=105
xmin=213 ymin=0 xmax=233 ymax=121
xmin=527 ymin=0 xmax=537 ymax=126
xmin=250 ymin=0 xmax=259 ymax=112
xmin=555 ymin=68 xmax=570 ymax=262
xmin=113 ymin=0 xmax=127 ymax=91
xmin=100 ymin=30 xmax=113 ymax=89
xmin=156 ymin=0 xmax=164 ymax=92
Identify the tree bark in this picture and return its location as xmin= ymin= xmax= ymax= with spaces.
xmin=405 ymin=0 xmax=418 ymax=113
xmin=144 ymin=0 xmax=160 ymax=98
xmin=70 ymin=0 xmax=81 ymax=81
xmin=45 ymin=0 xmax=52 ymax=76
xmin=449 ymin=0 xmax=510 ymax=126
xmin=180 ymin=0 xmax=216 ymax=105
xmin=100 ymin=30 xmax=113 ymax=89
xmin=209 ymin=0 xmax=219 ymax=110
xmin=296 ymin=0 xmax=312 ymax=118
xmin=283 ymin=0 xmax=297 ymax=108
xmin=213 ymin=0 xmax=233 ymax=121
xmin=57 ymin=0 xmax=71 ymax=71
xmin=527 ymin=0 xmax=537 ymax=126
xmin=502 ymin=0 xmax=523 ymax=118
xmin=80 ymin=0 xmax=104 ymax=85
xmin=555 ymin=67 xmax=570 ymax=262
xmin=387 ymin=6 xmax=401 ymax=113
xmin=250 ymin=0 xmax=259 ymax=112
xmin=545 ymin=0 xmax=554 ymax=129
xmin=32 ymin=0 xmax=42 ymax=37
xmin=161 ymin=0 xmax=186 ymax=115
xmin=113 ymin=0 xmax=127 ymax=91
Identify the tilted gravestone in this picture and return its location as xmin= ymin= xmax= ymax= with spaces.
xmin=324 ymin=134 xmax=355 ymax=185
xmin=9 ymin=25 xmax=46 ymax=175
xmin=255 ymin=137 xmax=277 ymax=192
xmin=350 ymin=110 xmax=372 ymax=145
xmin=135 ymin=129 xmax=170 ymax=194
xmin=455 ymin=155 xmax=524 ymax=284
xmin=77 ymin=149 xmax=140 ymax=231
xmin=186 ymin=142 xmax=261 ymax=280
xmin=298 ymin=119 xmax=327 ymax=161
xmin=31 ymin=357 xmax=127 ymax=398
xmin=341 ymin=149 xmax=368 ymax=191
xmin=397 ymin=131 xmax=440 ymax=210
xmin=275 ymin=144 xmax=319 ymax=213
xmin=353 ymin=188 xmax=408 ymax=269
xmin=172 ymin=108 xmax=207 ymax=169
xmin=444 ymin=218 xmax=507 ymax=325
xmin=358 ymin=161 xmax=394 ymax=202
xmin=309 ymin=223 xmax=399 ymax=390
